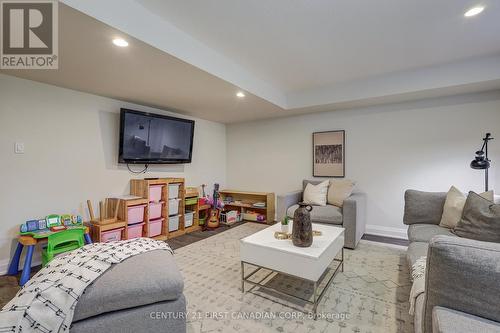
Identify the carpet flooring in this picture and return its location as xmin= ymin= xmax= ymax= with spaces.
xmin=175 ymin=223 xmax=413 ymax=333
xmin=1 ymin=223 xmax=413 ymax=332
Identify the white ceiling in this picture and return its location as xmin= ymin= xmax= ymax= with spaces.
xmin=137 ymin=0 xmax=500 ymax=93
xmin=3 ymin=0 xmax=500 ymax=123
xmin=1 ymin=4 xmax=283 ymax=123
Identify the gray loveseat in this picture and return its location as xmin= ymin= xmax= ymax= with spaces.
xmin=404 ymin=190 xmax=500 ymax=333
xmin=277 ymin=179 xmax=366 ymax=249
xmin=71 ymin=250 xmax=186 ymax=333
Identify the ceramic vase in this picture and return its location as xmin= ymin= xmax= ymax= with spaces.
xmin=292 ymin=203 xmax=313 ymax=247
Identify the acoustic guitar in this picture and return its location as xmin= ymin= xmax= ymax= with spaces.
xmin=207 ymin=183 xmax=220 ymax=228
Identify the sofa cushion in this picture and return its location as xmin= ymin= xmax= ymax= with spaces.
xmin=287 ymin=204 xmax=342 ymax=224
xmin=433 ymin=306 xmax=500 ymax=333
xmin=404 ymin=190 xmax=447 ymax=225
xmin=407 ymin=241 xmax=428 ymax=267
xmin=303 ymin=179 xmax=325 ymax=191
xmin=327 ymin=179 xmax=356 ymax=207
xmin=73 ymin=249 xmax=183 ymax=322
xmin=408 ymin=224 xmax=455 ymax=243
xmin=303 ymin=180 xmax=329 ymax=206
xmin=453 ymin=191 xmax=500 ymax=243
xmin=439 ymin=186 xmax=493 ymax=229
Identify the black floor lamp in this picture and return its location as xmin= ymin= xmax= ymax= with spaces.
xmin=470 ymin=133 xmax=494 ymax=191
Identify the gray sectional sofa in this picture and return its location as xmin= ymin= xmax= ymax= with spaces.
xmin=71 ymin=250 xmax=186 ymax=333
xmin=404 ymin=190 xmax=500 ymax=333
xmin=277 ymin=180 xmax=366 ymax=249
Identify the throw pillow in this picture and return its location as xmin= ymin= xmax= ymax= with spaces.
xmin=452 ymin=191 xmax=500 ymax=243
xmin=327 ymin=179 xmax=356 ymax=207
xmin=439 ymin=186 xmax=493 ymax=229
xmin=303 ymin=180 xmax=329 ymax=206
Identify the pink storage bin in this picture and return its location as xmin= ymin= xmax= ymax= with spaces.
xmin=149 ymin=201 xmax=163 ymax=220
xmin=149 ymin=185 xmax=164 ymax=203
xmin=101 ymin=228 xmax=123 ymax=243
xmin=127 ymin=222 xmax=145 ymax=239
xmin=128 ymin=204 xmax=146 ymax=225
xmin=148 ymin=218 xmax=164 ymax=237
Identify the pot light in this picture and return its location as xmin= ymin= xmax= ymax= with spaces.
xmin=112 ymin=38 xmax=129 ymax=47
xmin=464 ymin=6 xmax=484 ymax=17
xmin=236 ymin=91 xmax=245 ymax=98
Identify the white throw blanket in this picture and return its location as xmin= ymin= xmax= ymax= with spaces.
xmin=409 ymin=256 xmax=427 ymax=315
xmin=0 ymin=238 xmax=172 ymax=333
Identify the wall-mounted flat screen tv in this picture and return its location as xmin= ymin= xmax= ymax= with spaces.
xmin=119 ymin=108 xmax=195 ymax=164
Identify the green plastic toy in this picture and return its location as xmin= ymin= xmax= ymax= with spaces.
xmin=46 ymin=214 xmax=61 ymax=228
xmin=42 ymin=228 xmax=85 ymax=266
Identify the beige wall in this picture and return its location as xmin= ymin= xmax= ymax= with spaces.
xmin=226 ymin=91 xmax=500 ymax=238
xmin=0 ymin=74 xmax=226 ymax=272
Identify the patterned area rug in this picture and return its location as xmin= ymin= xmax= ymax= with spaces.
xmin=174 ymin=223 xmax=413 ymax=333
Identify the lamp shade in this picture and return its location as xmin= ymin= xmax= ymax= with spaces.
xmin=470 ymin=150 xmax=490 ymax=169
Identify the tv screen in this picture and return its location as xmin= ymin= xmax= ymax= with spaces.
xmin=119 ymin=109 xmax=195 ymax=164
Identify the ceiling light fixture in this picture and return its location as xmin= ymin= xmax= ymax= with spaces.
xmin=236 ymin=91 xmax=245 ymax=98
xmin=464 ymin=6 xmax=485 ymax=17
xmin=112 ymin=38 xmax=129 ymax=47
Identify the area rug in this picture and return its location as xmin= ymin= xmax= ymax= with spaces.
xmin=174 ymin=223 xmax=413 ymax=333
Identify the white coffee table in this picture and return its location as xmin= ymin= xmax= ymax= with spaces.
xmin=240 ymin=222 xmax=345 ymax=314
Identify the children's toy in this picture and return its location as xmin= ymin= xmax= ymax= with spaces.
xmin=26 ymin=220 xmax=38 ymax=232
xmin=220 ymin=210 xmax=238 ymax=226
xmin=207 ymin=183 xmax=221 ymax=229
xmin=20 ymin=215 xmax=84 ymax=238
xmin=61 ymin=214 xmax=73 ymax=226
xmin=46 ymin=214 xmax=61 ymax=228
xmin=38 ymin=219 xmax=47 ymax=230
xmin=42 ymin=228 xmax=85 ymax=266
xmin=12 ymin=216 xmax=89 ymax=286
xmin=50 ymin=225 xmax=67 ymax=232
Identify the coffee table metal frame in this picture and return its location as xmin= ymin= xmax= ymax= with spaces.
xmin=241 ymin=247 xmax=343 ymax=316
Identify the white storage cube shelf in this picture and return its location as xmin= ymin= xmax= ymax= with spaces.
xmin=168 ymin=184 xmax=180 ymax=199
xmin=185 ymin=211 xmax=194 ymax=227
xmin=168 ymin=215 xmax=180 ymax=232
xmin=168 ymin=198 xmax=180 ymax=216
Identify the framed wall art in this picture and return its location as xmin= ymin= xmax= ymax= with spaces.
xmin=313 ymin=130 xmax=345 ymax=177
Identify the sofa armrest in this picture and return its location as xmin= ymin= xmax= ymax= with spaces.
xmin=343 ymin=192 xmax=366 ymax=249
xmin=423 ymin=235 xmax=500 ymax=333
xmin=277 ymin=190 xmax=302 ymax=222
xmin=433 ymin=307 xmax=500 ymax=333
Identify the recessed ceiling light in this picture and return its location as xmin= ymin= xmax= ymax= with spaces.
xmin=464 ymin=6 xmax=485 ymax=17
xmin=236 ymin=91 xmax=245 ymax=98
xmin=112 ymin=38 xmax=129 ymax=47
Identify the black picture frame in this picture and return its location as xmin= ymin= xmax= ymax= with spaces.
xmin=312 ymin=130 xmax=345 ymax=177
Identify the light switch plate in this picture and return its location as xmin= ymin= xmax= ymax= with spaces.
xmin=15 ymin=142 xmax=25 ymax=154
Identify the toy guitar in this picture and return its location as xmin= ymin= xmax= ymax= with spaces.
xmin=207 ymin=183 xmax=220 ymax=228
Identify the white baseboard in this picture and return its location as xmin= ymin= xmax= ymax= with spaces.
xmin=359 ymin=239 xmax=408 ymax=250
xmin=0 ymin=256 xmax=42 ymax=276
xmin=365 ymin=224 xmax=408 ymax=240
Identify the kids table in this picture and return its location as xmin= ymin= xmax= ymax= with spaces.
xmin=7 ymin=225 xmax=92 ymax=286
